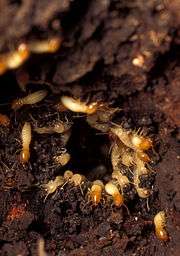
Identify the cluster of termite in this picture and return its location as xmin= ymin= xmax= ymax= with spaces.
xmin=0 ymin=87 xmax=168 ymax=241
xmin=0 ymin=37 xmax=61 ymax=75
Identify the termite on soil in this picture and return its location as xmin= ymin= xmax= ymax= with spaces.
xmin=0 ymin=43 xmax=30 ymax=75
xmin=53 ymin=152 xmax=71 ymax=166
xmin=34 ymin=121 xmax=71 ymax=134
xmin=154 ymin=211 xmax=169 ymax=241
xmin=42 ymin=175 xmax=64 ymax=201
xmin=89 ymin=180 xmax=104 ymax=205
xmin=112 ymin=170 xmax=130 ymax=192
xmin=11 ymin=90 xmax=48 ymax=110
xmin=105 ymin=181 xmax=124 ymax=207
xmin=133 ymin=155 xmax=151 ymax=198
xmin=20 ymin=122 xmax=32 ymax=163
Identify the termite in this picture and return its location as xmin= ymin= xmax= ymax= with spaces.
xmin=60 ymin=96 xmax=100 ymax=114
xmin=20 ymin=122 xmax=32 ymax=163
xmin=53 ymin=152 xmax=71 ymax=166
xmin=70 ymin=174 xmax=85 ymax=187
xmin=11 ymin=89 xmax=48 ymax=110
xmin=111 ymin=142 xmax=134 ymax=169
xmin=112 ymin=170 xmax=130 ymax=192
xmin=42 ymin=175 xmax=64 ymax=201
xmin=0 ymin=43 xmax=29 ymax=75
xmin=133 ymin=156 xmax=151 ymax=198
xmin=29 ymin=37 xmax=62 ymax=54
xmin=0 ymin=113 xmax=10 ymax=126
xmin=154 ymin=211 xmax=169 ymax=241
xmin=64 ymin=172 xmax=85 ymax=194
xmin=6 ymin=43 xmax=30 ymax=70
xmin=34 ymin=121 xmax=71 ymax=134
xmin=89 ymin=180 xmax=104 ymax=205
xmin=105 ymin=181 xmax=124 ymax=207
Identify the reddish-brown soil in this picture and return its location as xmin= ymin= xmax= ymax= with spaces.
xmin=0 ymin=1 xmax=179 ymax=255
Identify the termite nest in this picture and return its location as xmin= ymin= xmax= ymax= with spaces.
xmin=0 ymin=81 xmax=167 ymax=242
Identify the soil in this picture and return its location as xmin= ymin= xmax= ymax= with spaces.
xmin=0 ymin=0 xmax=180 ymax=255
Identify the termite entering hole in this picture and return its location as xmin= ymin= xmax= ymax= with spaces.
xmin=11 ymin=90 xmax=48 ymax=110
xmin=105 ymin=181 xmax=124 ymax=207
xmin=89 ymin=180 xmax=104 ymax=205
xmin=154 ymin=211 xmax=169 ymax=241
xmin=20 ymin=122 xmax=32 ymax=163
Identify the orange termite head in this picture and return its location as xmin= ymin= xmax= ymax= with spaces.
xmin=105 ymin=182 xmax=124 ymax=207
xmin=20 ymin=149 xmax=30 ymax=163
xmin=132 ymin=135 xmax=153 ymax=151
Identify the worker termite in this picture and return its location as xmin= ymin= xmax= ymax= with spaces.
xmin=111 ymin=142 xmax=134 ymax=170
xmin=60 ymin=95 xmax=101 ymax=114
xmin=20 ymin=122 xmax=32 ymax=163
xmin=34 ymin=121 xmax=71 ymax=134
xmin=42 ymin=175 xmax=64 ymax=201
xmin=89 ymin=180 xmax=104 ymax=205
xmin=53 ymin=152 xmax=71 ymax=166
xmin=11 ymin=89 xmax=48 ymax=110
xmin=105 ymin=181 xmax=124 ymax=207
xmin=0 ymin=113 xmax=10 ymax=126
xmin=154 ymin=211 xmax=169 ymax=241
xmin=133 ymin=156 xmax=151 ymax=198
xmin=112 ymin=170 xmax=130 ymax=192
xmin=63 ymin=171 xmax=85 ymax=194
xmin=29 ymin=37 xmax=62 ymax=54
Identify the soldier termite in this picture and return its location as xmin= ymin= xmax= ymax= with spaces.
xmin=89 ymin=180 xmax=104 ymax=205
xmin=105 ymin=181 xmax=124 ymax=207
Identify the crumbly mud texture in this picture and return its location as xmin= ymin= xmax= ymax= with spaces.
xmin=0 ymin=1 xmax=180 ymax=255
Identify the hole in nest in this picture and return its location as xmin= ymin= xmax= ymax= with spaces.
xmin=66 ymin=118 xmax=111 ymax=181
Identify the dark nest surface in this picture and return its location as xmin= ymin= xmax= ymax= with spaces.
xmin=0 ymin=1 xmax=180 ymax=255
